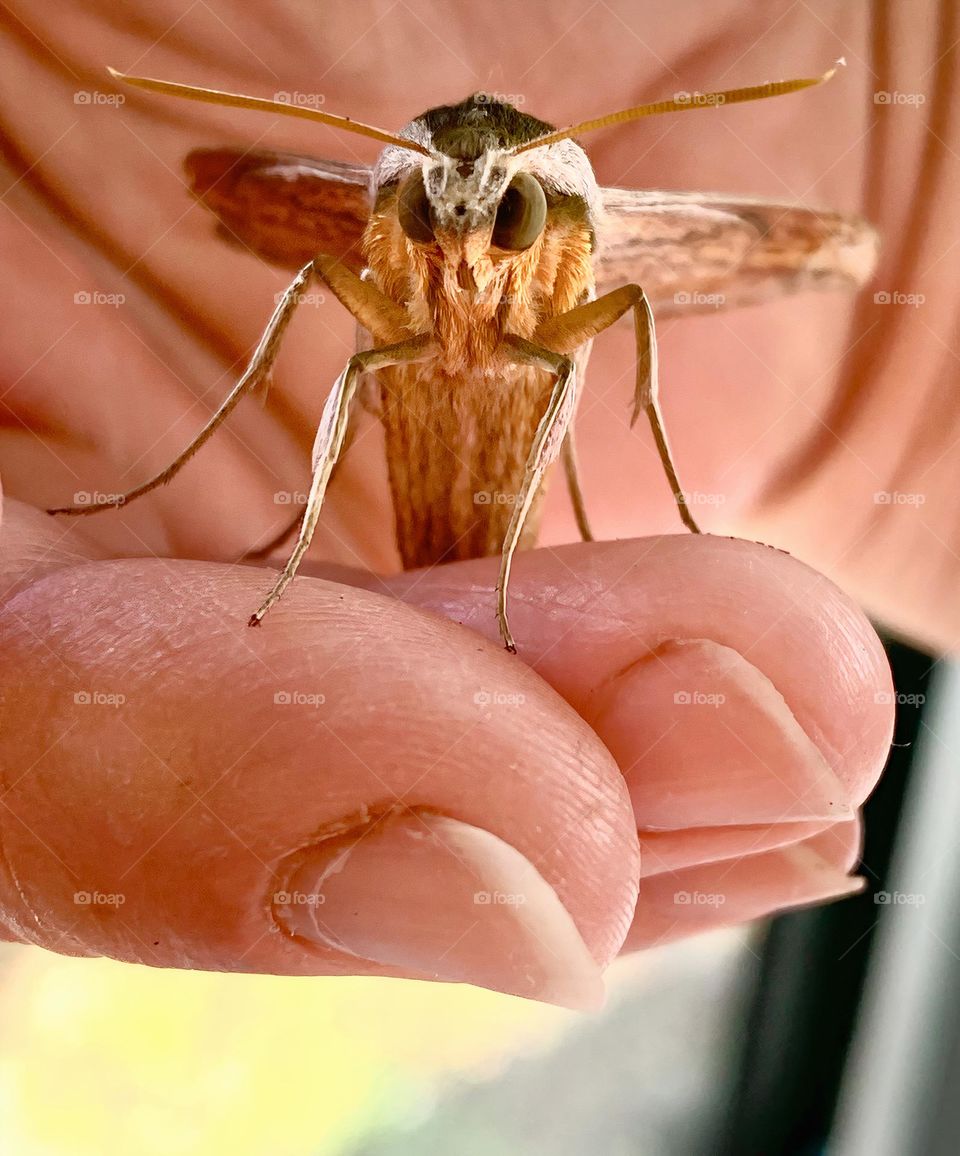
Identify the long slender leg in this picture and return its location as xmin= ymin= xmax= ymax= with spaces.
xmin=534 ymin=284 xmax=702 ymax=534
xmin=497 ymin=337 xmax=577 ymax=653
xmin=631 ymin=290 xmax=701 ymax=533
xmin=561 ymin=429 xmax=594 ymax=542
xmin=48 ymin=260 xmax=317 ymax=517
xmin=237 ymin=434 xmax=358 ymax=563
xmin=248 ymin=336 xmax=433 ymax=625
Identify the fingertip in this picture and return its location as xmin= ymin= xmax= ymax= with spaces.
xmin=0 ymin=557 xmax=640 ymax=991
xmin=384 ymin=536 xmax=894 ymax=810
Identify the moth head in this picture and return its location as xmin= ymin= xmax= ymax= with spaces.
xmin=376 ymin=94 xmax=601 ymax=268
xmin=394 ymin=157 xmax=546 ymax=255
xmin=104 ymin=65 xmax=843 ymax=273
xmin=365 ymin=64 xmax=843 ymax=265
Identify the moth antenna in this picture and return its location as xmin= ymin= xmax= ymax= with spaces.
xmin=510 ymin=60 xmax=845 ymax=155
xmin=106 ymin=67 xmax=433 ymax=157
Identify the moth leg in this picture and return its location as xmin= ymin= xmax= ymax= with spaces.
xmin=241 ymin=276 xmax=386 ymax=563
xmin=249 ymin=335 xmax=433 ymax=626
xmin=497 ymin=337 xmax=578 ymax=653
xmin=239 ymin=431 xmax=358 ymax=563
xmin=48 ymin=260 xmax=317 ymax=517
xmin=312 ymin=254 xmax=409 ymax=346
xmin=535 ymin=285 xmax=701 ymax=534
xmin=561 ymin=428 xmax=594 ymax=543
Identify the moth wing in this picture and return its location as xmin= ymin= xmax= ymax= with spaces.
xmin=184 ymin=148 xmax=373 ymax=272
xmin=595 ymin=188 xmax=879 ymax=316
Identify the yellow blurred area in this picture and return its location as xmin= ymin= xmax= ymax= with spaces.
xmin=0 ymin=944 xmax=576 ymax=1156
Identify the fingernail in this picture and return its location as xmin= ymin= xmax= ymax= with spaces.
xmin=275 ymin=812 xmax=605 ymax=1011
xmin=628 ymin=837 xmax=865 ymax=950
xmin=639 ymin=819 xmax=835 ymax=878
xmin=589 ymin=640 xmax=853 ymax=829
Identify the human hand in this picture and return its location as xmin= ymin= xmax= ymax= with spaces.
xmin=0 ymin=1 xmax=915 ymax=1006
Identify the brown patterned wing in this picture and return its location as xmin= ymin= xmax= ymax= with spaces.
xmin=184 ymin=148 xmax=373 ymax=272
xmin=595 ymin=188 xmax=879 ymax=316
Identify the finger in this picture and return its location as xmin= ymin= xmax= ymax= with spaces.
xmin=0 ymin=495 xmax=107 ymax=601
xmin=0 ymin=552 xmax=639 ymax=1010
xmin=380 ymin=536 xmax=894 ymax=934
xmin=384 ymin=536 xmax=892 ymax=806
xmin=0 ymin=502 xmax=892 ymax=954
xmin=624 ymin=821 xmax=864 ymax=949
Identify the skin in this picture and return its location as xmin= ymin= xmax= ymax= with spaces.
xmin=0 ymin=0 xmax=949 ymax=1004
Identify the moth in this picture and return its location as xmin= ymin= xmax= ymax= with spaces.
xmin=50 ymin=63 xmax=878 ymax=651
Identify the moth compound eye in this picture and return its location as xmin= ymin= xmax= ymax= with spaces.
xmin=492 ymin=173 xmax=546 ymax=251
xmin=397 ymin=170 xmax=435 ymax=245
